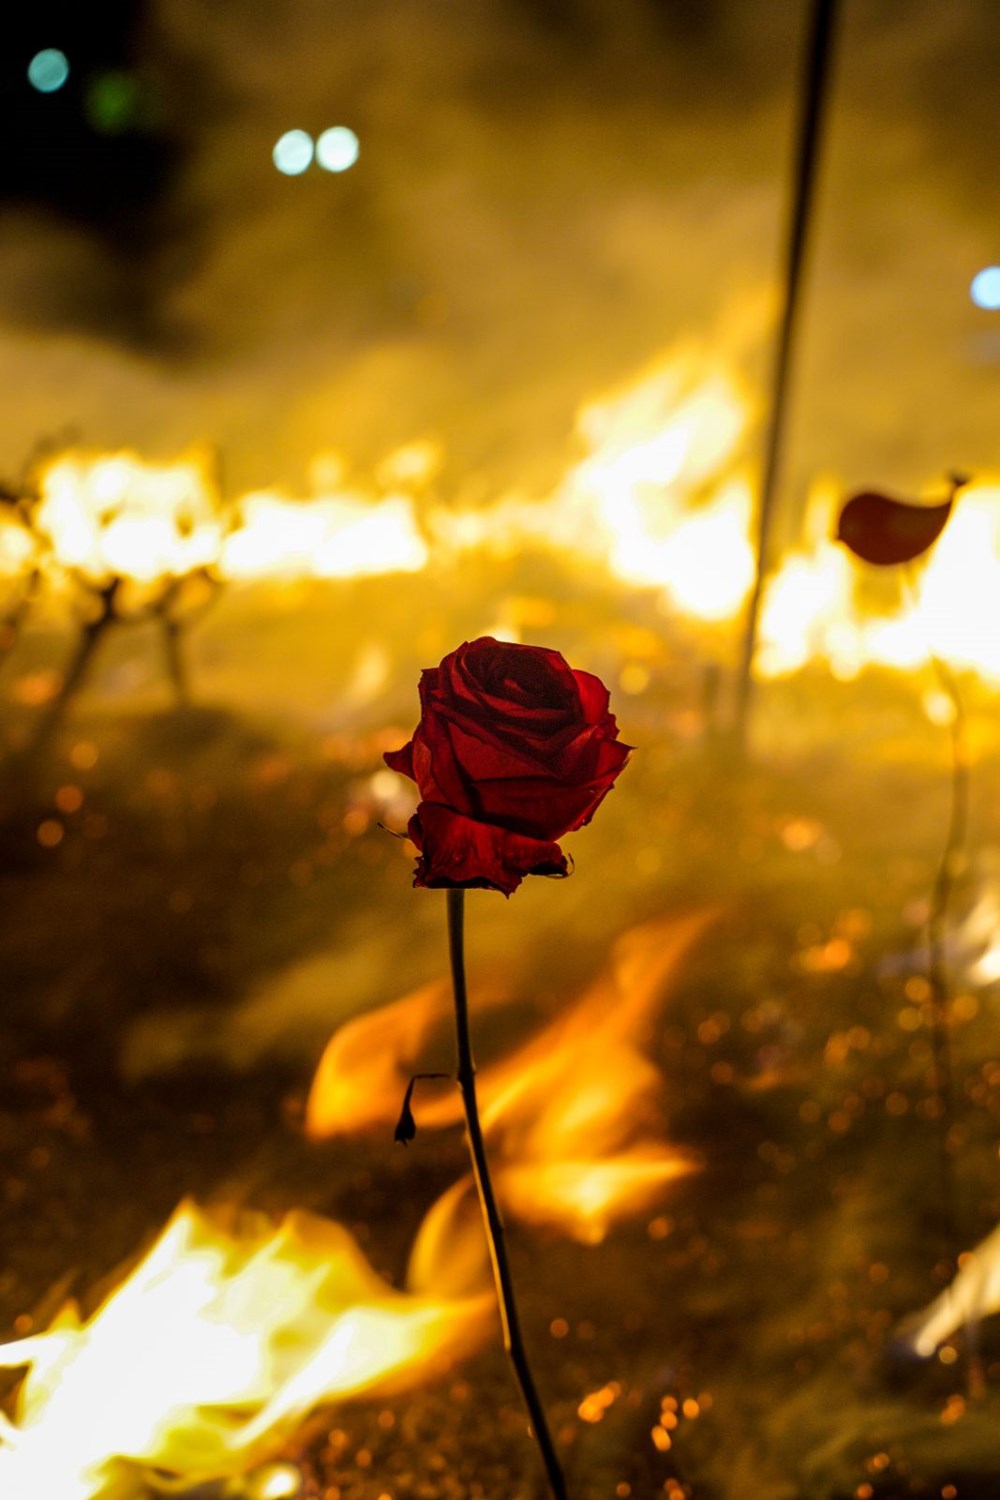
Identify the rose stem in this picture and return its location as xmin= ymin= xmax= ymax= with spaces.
xmin=446 ymin=887 xmax=569 ymax=1500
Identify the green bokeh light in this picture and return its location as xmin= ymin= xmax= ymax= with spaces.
xmin=85 ymin=71 xmax=141 ymax=134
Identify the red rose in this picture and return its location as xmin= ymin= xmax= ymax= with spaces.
xmin=385 ymin=637 xmax=631 ymax=895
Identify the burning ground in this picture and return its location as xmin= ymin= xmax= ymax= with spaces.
xmin=2 ymin=544 xmax=1000 ymax=1498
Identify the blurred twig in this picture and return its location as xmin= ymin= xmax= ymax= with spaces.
xmin=26 ymin=579 xmax=122 ymax=765
xmin=923 ymin=652 xmax=970 ymax=1318
xmin=905 ymin=567 xmax=978 ymax=1391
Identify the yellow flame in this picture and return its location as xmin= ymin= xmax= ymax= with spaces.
xmin=427 ymin=341 xmax=758 ymax=624
xmin=566 ymin=361 xmax=755 ymax=619
xmin=0 ymin=517 xmax=37 ymax=577
xmin=23 ymin=340 xmax=1000 ymax=685
xmin=897 ymin=1218 xmax=1000 ymax=1358
xmin=0 ymin=1200 xmax=488 ymax=1500
xmin=221 ymin=491 xmax=428 ymax=580
xmin=758 ymin=477 xmax=1000 ymax=683
xmin=35 ymin=453 xmax=221 ymax=586
xmin=307 ymin=911 xmax=714 ymax=1242
xmin=30 ymin=449 xmax=431 ymax=593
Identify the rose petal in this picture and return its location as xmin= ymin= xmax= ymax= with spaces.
xmin=431 ymin=701 xmax=577 ymax=763
xmin=836 ymin=490 xmax=954 ymax=566
xmin=409 ymin=720 xmax=478 ymax=814
xmin=552 ymin=718 xmax=630 ymax=782
xmin=422 ymin=716 xmax=630 ymax=834
xmin=383 ymin=740 xmax=416 ymax=779
xmin=416 ymin=667 xmax=441 ymax=707
xmin=473 ymin=754 xmax=629 ymax=838
xmin=441 ymin=717 xmax=563 ymax=784
xmin=407 ymin=803 xmax=569 ymax=896
xmin=571 ymin=668 xmax=612 ymax=724
xmin=447 ymin=637 xmax=579 ymax=715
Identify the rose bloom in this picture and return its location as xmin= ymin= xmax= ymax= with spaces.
xmin=384 ymin=636 xmax=631 ymax=895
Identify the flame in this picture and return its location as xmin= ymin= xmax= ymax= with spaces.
xmin=28 ymin=447 xmax=430 ymax=595
xmin=0 ymin=515 xmax=37 ymax=578
xmin=220 ymin=491 xmax=428 ymax=580
xmin=18 ymin=336 xmax=1000 ymax=685
xmin=564 ymin=360 xmax=756 ymax=619
xmin=428 ymin=342 xmax=759 ymax=624
xmin=0 ymin=1200 xmax=488 ymax=1500
xmin=35 ymin=453 xmax=222 ymax=587
xmin=307 ymin=911 xmax=714 ymax=1243
xmin=498 ymin=1151 xmax=692 ymax=1245
xmin=896 ymin=1219 xmax=1000 ymax=1358
xmin=966 ymin=882 xmax=1000 ymax=986
xmin=758 ymin=476 xmax=1000 ymax=683
xmin=306 ymin=979 xmax=451 ymax=1137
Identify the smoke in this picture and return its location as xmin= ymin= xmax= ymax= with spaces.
xmin=0 ymin=0 xmax=997 ymax=500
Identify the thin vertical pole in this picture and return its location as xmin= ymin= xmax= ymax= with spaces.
xmin=733 ymin=0 xmax=841 ymax=745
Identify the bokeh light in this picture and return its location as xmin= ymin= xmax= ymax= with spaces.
xmin=273 ymin=129 xmax=314 ymax=175
xmin=970 ymin=265 xmax=1000 ymax=310
xmin=85 ymin=72 xmax=140 ymax=134
xmin=316 ymin=126 xmax=360 ymax=173
xmin=27 ymin=49 xmax=70 ymax=94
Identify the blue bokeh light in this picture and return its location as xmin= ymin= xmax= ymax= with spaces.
xmin=28 ymin=49 xmax=70 ymax=94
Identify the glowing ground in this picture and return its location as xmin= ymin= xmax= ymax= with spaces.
xmin=1 ymin=570 xmax=1000 ymax=1499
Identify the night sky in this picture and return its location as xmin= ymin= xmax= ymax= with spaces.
xmin=1 ymin=0 xmax=998 ymax=509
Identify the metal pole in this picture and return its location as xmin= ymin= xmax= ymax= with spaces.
xmin=733 ymin=0 xmax=841 ymax=745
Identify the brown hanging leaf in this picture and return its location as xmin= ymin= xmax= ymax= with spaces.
xmin=393 ymin=1071 xmax=451 ymax=1146
xmin=836 ymin=476 xmax=968 ymax=566
xmin=393 ymin=1076 xmax=418 ymax=1145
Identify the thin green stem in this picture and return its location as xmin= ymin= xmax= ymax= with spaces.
xmin=446 ymin=888 xmax=568 ymax=1500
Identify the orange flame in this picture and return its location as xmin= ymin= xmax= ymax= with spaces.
xmin=306 ymin=979 xmax=452 ymax=1137
xmin=307 ymin=911 xmax=715 ymax=1243
xmin=0 ymin=1199 xmax=489 ymax=1500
